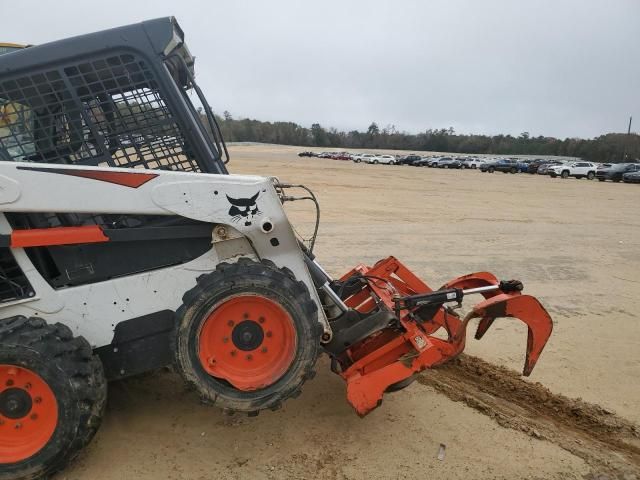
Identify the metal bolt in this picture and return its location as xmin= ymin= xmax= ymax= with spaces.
xmin=258 ymin=316 xmax=265 ymax=324
xmin=243 ymin=312 xmax=249 ymax=319
xmin=266 ymin=331 xmax=272 ymax=338
xmin=222 ymin=337 xmax=229 ymax=343
xmin=261 ymin=347 xmax=268 ymax=354
xmin=230 ymin=350 xmax=237 ymax=357
xmin=246 ymin=354 xmax=253 ymax=361
xmin=34 ymin=397 xmax=42 ymax=404
xmin=14 ymin=423 xmax=21 ymax=429
xmin=24 ymin=382 xmax=31 ymax=390
xmin=30 ymin=414 xmax=38 ymax=421
xmin=5 ymin=380 xmax=13 ymax=387
xmin=208 ymin=357 xmax=216 ymax=365
xmin=227 ymin=320 xmax=234 ymax=327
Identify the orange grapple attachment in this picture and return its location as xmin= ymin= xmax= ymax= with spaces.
xmin=465 ymin=293 xmax=553 ymax=376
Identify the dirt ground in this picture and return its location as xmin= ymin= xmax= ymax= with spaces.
xmin=60 ymin=144 xmax=640 ymax=480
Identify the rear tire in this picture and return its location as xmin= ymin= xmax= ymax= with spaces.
xmin=488 ymin=167 xmax=495 ymax=173
xmin=0 ymin=317 xmax=106 ymax=480
xmin=510 ymin=167 xmax=517 ymax=174
xmin=587 ymin=171 xmax=595 ymax=180
xmin=561 ymin=170 xmax=570 ymax=179
xmin=174 ymin=258 xmax=321 ymax=414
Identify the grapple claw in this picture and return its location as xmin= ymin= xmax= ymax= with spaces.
xmin=330 ymin=257 xmax=553 ymax=415
xmin=465 ymin=293 xmax=553 ymax=376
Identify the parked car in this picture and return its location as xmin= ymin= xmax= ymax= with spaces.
xmin=412 ymin=156 xmax=433 ymax=167
xmin=365 ymin=154 xmax=396 ymax=165
xmin=298 ymin=151 xmax=315 ymax=157
xmin=480 ymin=159 xmax=519 ymax=173
xmin=596 ymin=163 xmax=640 ymax=182
xmin=548 ymin=162 xmax=597 ymax=179
xmin=517 ymin=159 xmax=534 ymax=173
xmin=461 ymin=158 xmax=486 ymax=169
xmin=353 ymin=153 xmax=375 ymax=163
xmin=527 ymin=159 xmax=548 ymax=173
xmin=429 ymin=157 xmax=450 ymax=167
xmin=397 ymin=154 xmax=423 ymax=165
xmin=537 ymin=161 xmax=564 ymax=175
xmin=438 ymin=158 xmax=463 ymax=169
xmin=622 ymin=171 xmax=640 ymax=183
xmin=330 ymin=152 xmax=351 ymax=160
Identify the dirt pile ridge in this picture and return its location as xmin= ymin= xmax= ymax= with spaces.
xmin=419 ymin=354 xmax=640 ymax=477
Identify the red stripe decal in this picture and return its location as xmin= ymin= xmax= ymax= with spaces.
xmin=11 ymin=226 xmax=109 ymax=248
xmin=57 ymin=170 xmax=158 ymax=188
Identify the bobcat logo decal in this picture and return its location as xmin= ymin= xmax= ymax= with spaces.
xmin=226 ymin=192 xmax=261 ymax=226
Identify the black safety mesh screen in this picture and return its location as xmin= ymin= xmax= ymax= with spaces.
xmin=0 ymin=52 xmax=200 ymax=171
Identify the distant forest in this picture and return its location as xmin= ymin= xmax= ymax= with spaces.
xmin=212 ymin=111 xmax=639 ymax=163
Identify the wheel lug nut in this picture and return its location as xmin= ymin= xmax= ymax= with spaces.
xmin=208 ymin=357 xmax=216 ymax=365
xmin=243 ymin=312 xmax=249 ymax=319
xmin=14 ymin=423 xmax=22 ymax=429
xmin=266 ymin=331 xmax=272 ymax=338
xmin=261 ymin=347 xmax=268 ymax=353
xmin=5 ymin=380 xmax=13 ymax=387
xmin=24 ymin=383 xmax=31 ymax=390
xmin=230 ymin=350 xmax=237 ymax=357
xmin=34 ymin=397 xmax=42 ymax=404
xmin=222 ymin=337 xmax=229 ymax=343
xmin=30 ymin=414 xmax=38 ymax=421
xmin=227 ymin=320 xmax=234 ymax=327
xmin=258 ymin=316 xmax=265 ymax=324
xmin=246 ymin=354 xmax=253 ymax=361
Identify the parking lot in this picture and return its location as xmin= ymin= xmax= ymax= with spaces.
xmin=61 ymin=143 xmax=640 ymax=480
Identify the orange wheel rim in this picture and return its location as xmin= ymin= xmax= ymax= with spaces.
xmin=0 ymin=365 xmax=58 ymax=464
xmin=199 ymin=294 xmax=297 ymax=391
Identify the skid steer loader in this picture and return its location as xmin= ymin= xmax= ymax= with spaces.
xmin=0 ymin=18 xmax=553 ymax=480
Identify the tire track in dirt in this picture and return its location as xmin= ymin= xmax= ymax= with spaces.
xmin=418 ymin=354 xmax=640 ymax=478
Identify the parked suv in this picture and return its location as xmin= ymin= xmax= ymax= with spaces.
xmin=596 ymin=163 xmax=640 ymax=182
xmin=397 ymin=154 xmax=423 ymax=165
xmin=366 ymin=154 xmax=396 ymax=165
xmin=480 ymin=159 xmax=519 ymax=173
xmin=548 ymin=162 xmax=597 ymax=179
xmin=353 ymin=153 xmax=375 ymax=163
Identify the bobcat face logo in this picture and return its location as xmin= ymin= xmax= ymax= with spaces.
xmin=227 ymin=192 xmax=261 ymax=226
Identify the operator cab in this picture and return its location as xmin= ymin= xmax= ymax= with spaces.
xmin=0 ymin=18 xmax=228 ymax=174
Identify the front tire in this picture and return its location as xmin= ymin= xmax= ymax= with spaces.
xmin=174 ymin=258 xmax=321 ymax=414
xmin=488 ymin=167 xmax=495 ymax=173
xmin=0 ymin=317 xmax=106 ymax=480
xmin=561 ymin=170 xmax=570 ymax=179
xmin=587 ymin=171 xmax=595 ymax=180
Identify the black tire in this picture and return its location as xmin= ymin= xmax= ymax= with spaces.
xmin=613 ymin=179 xmax=621 ymax=183
xmin=598 ymin=178 xmax=605 ymax=182
xmin=0 ymin=317 xmax=106 ymax=480
xmin=174 ymin=258 xmax=321 ymax=414
xmin=488 ymin=167 xmax=495 ymax=173
xmin=587 ymin=171 xmax=595 ymax=180
xmin=561 ymin=170 xmax=570 ymax=179
xmin=510 ymin=167 xmax=517 ymax=174
xmin=372 ymin=160 xmax=379 ymax=164
xmin=472 ymin=164 xmax=477 ymax=169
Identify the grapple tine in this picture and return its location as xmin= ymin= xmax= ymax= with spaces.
xmin=465 ymin=293 xmax=553 ymax=376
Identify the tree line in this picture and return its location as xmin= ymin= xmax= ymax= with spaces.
xmin=211 ymin=111 xmax=639 ymax=163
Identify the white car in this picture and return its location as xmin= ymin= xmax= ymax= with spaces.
xmin=365 ymin=154 xmax=396 ymax=165
xmin=548 ymin=161 xmax=597 ymax=179
xmin=354 ymin=153 xmax=376 ymax=163
xmin=461 ymin=158 xmax=486 ymax=169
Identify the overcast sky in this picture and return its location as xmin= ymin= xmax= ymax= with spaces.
xmin=3 ymin=0 xmax=639 ymax=139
